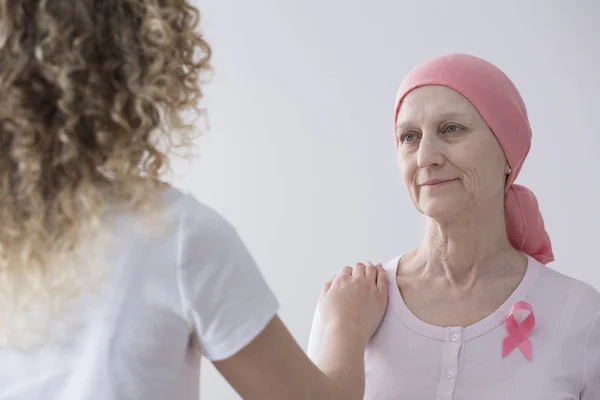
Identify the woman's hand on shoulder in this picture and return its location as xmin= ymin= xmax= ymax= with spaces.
xmin=318 ymin=261 xmax=388 ymax=346
xmin=212 ymin=262 xmax=388 ymax=400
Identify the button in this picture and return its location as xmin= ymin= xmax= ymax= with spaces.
xmin=446 ymin=370 xmax=455 ymax=379
xmin=451 ymin=334 xmax=459 ymax=341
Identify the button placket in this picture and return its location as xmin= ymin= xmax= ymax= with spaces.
xmin=435 ymin=327 xmax=463 ymax=400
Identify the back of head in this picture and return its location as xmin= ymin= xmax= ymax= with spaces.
xmin=0 ymin=0 xmax=211 ymax=347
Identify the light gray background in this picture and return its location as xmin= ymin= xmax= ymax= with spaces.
xmin=175 ymin=1 xmax=600 ymax=398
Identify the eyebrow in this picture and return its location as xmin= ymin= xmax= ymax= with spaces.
xmin=395 ymin=111 xmax=473 ymax=134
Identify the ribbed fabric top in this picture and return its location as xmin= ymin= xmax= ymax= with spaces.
xmin=307 ymin=256 xmax=600 ymax=399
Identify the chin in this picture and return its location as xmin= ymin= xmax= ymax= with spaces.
xmin=417 ymin=197 xmax=465 ymax=220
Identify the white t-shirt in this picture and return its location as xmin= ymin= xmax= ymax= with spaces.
xmin=0 ymin=188 xmax=279 ymax=399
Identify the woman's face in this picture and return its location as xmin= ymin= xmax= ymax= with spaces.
xmin=395 ymin=85 xmax=509 ymax=220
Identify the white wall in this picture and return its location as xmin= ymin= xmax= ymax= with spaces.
xmin=174 ymin=1 xmax=600 ymax=398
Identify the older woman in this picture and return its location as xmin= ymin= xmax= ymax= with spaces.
xmin=308 ymin=54 xmax=600 ymax=399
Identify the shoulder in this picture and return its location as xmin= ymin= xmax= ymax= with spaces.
xmin=162 ymin=188 xmax=263 ymax=279
xmin=160 ymin=191 xmax=279 ymax=361
xmin=162 ymin=187 xmax=232 ymax=231
xmin=533 ymin=261 xmax=600 ymax=328
xmin=159 ymin=187 xmax=245 ymax=253
xmin=383 ymin=255 xmax=403 ymax=273
xmin=536 ymin=262 xmax=600 ymax=306
xmin=386 ymin=251 xmax=420 ymax=283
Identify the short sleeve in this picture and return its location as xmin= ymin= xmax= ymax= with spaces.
xmin=580 ymin=308 xmax=600 ymax=399
xmin=176 ymin=197 xmax=279 ymax=361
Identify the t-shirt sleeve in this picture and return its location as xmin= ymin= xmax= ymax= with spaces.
xmin=580 ymin=308 xmax=600 ymax=399
xmin=306 ymin=301 xmax=324 ymax=362
xmin=176 ymin=198 xmax=279 ymax=361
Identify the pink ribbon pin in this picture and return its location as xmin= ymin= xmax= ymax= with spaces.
xmin=502 ymin=301 xmax=535 ymax=360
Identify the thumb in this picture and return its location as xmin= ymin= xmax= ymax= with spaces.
xmin=320 ymin=278 xmax=333 ymax=297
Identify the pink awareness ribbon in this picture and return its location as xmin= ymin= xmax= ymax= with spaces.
xmin=502 ymin=301 xmax=535 ymax=360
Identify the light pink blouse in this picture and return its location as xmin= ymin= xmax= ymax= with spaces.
xmin=307 ymin=255 xmax=600 ymax=399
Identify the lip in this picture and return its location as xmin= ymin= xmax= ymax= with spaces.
xmin=419 ymin=179 xmax=457 ymax=187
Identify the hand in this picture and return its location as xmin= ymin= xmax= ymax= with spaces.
xmin=318 ymin=262 xmax=388 ymax=347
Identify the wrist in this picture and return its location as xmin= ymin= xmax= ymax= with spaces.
xmin=317 ymin=325 xmax=367 ymax=399
xmin=322 ymin=322 xmax=368 ymax=349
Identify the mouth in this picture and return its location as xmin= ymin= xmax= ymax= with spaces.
xmin=419 ymin=178 xmax=458 ymax=187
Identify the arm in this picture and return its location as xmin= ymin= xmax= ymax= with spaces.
xmin=178 ymin=198 xmax=386 ymax=399
xmin=213 ymin=315 xmax=364 ymax=400
xmin=314 ymin=322 xmax=368 ymax=397
xmin=214 ymin=263 xmax=387 ymax=400
xmin=306 ymin=302 xmax=324 ymax=361
xmin=306 ymin=299 xmax=366 ymax=396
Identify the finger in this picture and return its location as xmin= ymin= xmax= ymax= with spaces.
xmin=365 ymin=262 xmax=377 ymax=282
xmin=340 ymin=266 xmax=353 ymax=275
xmin=353 ymin=262 xmax=366 ymax=277
xmin=376 ymin=264 xmax=388 ymax=293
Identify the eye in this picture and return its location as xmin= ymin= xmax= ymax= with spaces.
xmin=443 ymin=124 xmax=462 ymax=134
xmin=399 ymin=132 xmax=417 ymax=144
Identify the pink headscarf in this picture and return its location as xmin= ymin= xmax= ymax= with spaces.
xmin=394 ymin=53 xmax=554 ymax=264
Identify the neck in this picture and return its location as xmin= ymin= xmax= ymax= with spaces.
xmin=416 ymin=204 xmax=524 ymax=285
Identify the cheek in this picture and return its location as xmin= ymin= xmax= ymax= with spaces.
xmin=452 ymin=143 xmax=505 ymax=190
xmin=397 ymin=152 xmax=417 ymax=186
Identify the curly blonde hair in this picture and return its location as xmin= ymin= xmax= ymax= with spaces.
xmin=0 ymin=0 xmax=211 ymax=347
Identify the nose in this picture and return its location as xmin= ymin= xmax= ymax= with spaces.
xmin=416 ymin=132 xmax=444 ymax=168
